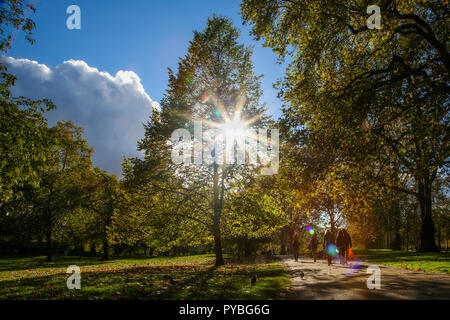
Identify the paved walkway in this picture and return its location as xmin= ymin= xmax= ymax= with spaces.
xmin=279 ymin=256 xmax=450 ymax=300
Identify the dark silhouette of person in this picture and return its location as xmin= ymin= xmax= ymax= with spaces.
xmin=292 ymin=232 xmax=300 ymax=262
xmin=309 ymin=233 xmax=318 ymax=262
xmin=344 ymin=229 xmax=352 ymax=259
xmin=323 ymin=228 xmax=335 ymax=266
xmin=336 ymin=228 xmax=352 ymax=264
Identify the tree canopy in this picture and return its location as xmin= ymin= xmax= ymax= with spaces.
xmin=241 ymin=0 xmax=449 ymax=251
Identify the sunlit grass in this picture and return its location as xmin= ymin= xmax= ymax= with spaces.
xmin=354 ymin=249 xmax=449 ymax=274
xmin=0 ymin=255 xmax=289 ymax=300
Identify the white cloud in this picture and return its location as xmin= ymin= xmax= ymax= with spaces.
xmin=1 ymin=56 xmax=159 ymax=176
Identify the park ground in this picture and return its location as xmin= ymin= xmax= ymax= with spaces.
xmin=0 ymin=254 xmax=289 ymax=299
xmin=282 ymin=250 xmax=450 ymax=300
xmin=0 ymin=250 xmax=448 ymax=300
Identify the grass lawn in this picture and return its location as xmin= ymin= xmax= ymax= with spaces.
xmin=0 ymin=254 xmax=290 ymax=300
xmin=354 ymin=249 xmax=450 ymax=274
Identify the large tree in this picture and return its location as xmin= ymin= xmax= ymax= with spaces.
xmin=123 ymin=16 xmax=271 ymax=265
xmin=24 ymin=121 xmax=93 ymax=261
xmin=241 ymin=0 xmax=449 ymax=251
xmin=63 ymin=167 xmax=120 ymax=260
xmin=0 ymin=0 xmax=54 ymax=205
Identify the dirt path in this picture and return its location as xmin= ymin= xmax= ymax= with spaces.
xmin=279 ymin=255 xmax=450 ymax=300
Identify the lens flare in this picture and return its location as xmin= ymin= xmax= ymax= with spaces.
xmin=344 ymin=259 xmax=364 ymax=276
xmin=326 ymin=244 xmax=338 ymax=257
xmin=307 ymin=226 xmax=315 ymax=235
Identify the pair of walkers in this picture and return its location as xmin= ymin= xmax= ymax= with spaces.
xmin=323 ymin=228 xmax=352 ymax=266
xmin=291 ymin=228 xmax=352 ymax=265
xmin=292 ymin=232 xmax=318 ymax=262
xmin=291 ymin=231 xmax=319 ymax=263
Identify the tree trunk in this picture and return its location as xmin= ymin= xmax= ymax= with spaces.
xmin=244 ymin=240 xmax=253 ymax=257
xmin=329 ymin=211 xmax=336 ymax=235
xmin=390 ymin=202 xmax=402 ymax=251
xmin=90 ymin=243 xmax=96 ymax=255
xmin=406 ymin=212 xmax=409 ymax=252
xmin=46 ymin=230 xmax=52 ymax=262
xmin=78 ymin=241 xmax=83 ymax=260
xmin=213 ymin=228 xmax=224 ymax=266
xmin=418 ymin=180 xmax=438 ymax=252
xmin=102 ymin=236 xmax=109 ymax=260
xmin=212 ymin=163 xmax=224 ymax=266
xmin=445 ymin=230 xmax=448 ymax=252
xmin=101 ymin=224 xmax=109 ymax=260
xmin=438 ymin=228 xmax=441 ymax=251
xmin=280 ymin=227 xmax=287 ymax=255
xmin=391 ymin=228 xmax=402 ymax=250
xmin=46 ymin=210 xmax=52 ymax=262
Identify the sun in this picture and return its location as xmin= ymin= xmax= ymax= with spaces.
xmin=220 ymin=116 xmax=248 ymax=141
xmin=196 ymin=90 xmax=263 ymax=146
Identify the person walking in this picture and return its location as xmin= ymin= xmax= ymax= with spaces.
xmin=336 ymin=228 xmax=352 ymax=265
xmin=343 ymin=228 xmax=352 ymax=261
xmin=309 ymin=233 xmax=318 ymax=262
xmin=292 ymin=232 xmax=300 ymax=262
xmin=323 ymin=228 xmax=335 ymax=266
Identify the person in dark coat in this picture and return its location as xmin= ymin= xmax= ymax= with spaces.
xmin=309 ymin=233 xmax=318 ymax=262
xmin=292 ymin=232 xmax=300 ymax=262
xmin=323 ymin=228 xmax=335 ymax=266
xmin=343 ymin=229 xmax=352 ymax=260
xmin=336 ymin=228 xmax=352 ymax=264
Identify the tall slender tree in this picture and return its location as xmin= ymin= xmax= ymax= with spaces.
xmin=124 ymin=16 xmax=270 ymax=265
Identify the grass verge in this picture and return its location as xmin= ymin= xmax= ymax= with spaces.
xmin=354 ymin=249 xmax=449 ymax=274
xmin=0 ymin=254 xmax=290 ymax=300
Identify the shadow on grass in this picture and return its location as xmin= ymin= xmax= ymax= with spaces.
xmin=0 ymin=256 xmax=106 ymax=272
xmin=0 ymin=260 xmax=289 ymax=300
xmin=0 ymin=254 xmax=218 ymax=272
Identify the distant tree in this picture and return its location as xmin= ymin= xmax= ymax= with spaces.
xmin=253 ymin=151 xmax=324 ymax=254
xmin=109 ymin=179 xmax=211 ymax=256
xmin=24 ymin=121 xmax=93 ymax=261
xmin=78 ymin=168 xmax=119 ymax=260
xmin=433 ymin=178 xmax=450 ymax=251
xmin=223 ymin=178 xmax=287 ymax=257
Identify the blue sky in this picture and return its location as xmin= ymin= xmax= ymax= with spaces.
xmin=5 ymin=0 xmax=287 ymax=175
